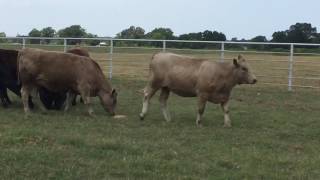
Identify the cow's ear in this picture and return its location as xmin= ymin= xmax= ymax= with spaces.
xmin=238 ymin=54 xmax=243 ymax=60
xmin=111 ymin=89 xmax=117 ymax=97
xmin=233 ymin=58 xmax=240 ymax=68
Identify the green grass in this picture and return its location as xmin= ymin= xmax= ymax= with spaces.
xmin=1 ymin=78 xmax=320 ymax=179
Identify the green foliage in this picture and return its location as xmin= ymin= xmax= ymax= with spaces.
xmin=85 ymin=33 xmax=100 ymax=46
xmin=40 ymin=27 xmax=56 ymax=44
xmin=116 ymin=26 xmax=145 ymax=47
xmin=28 ymin=28 xmax=41 ymax=44
xmin=0 ymin=32 xmax=6 ymax=43
xmin=176 ymin=30 xmax=226 ymax=49
xmin=272 ymin=23 xmax=318 ymax=44
xmin=145 ymin=28 xmax=175 ymax=47
xmin=58 ymin=25 xmax=87 ymax=45
xmin=116 ymin=26 xmax=145 ymax=39
xmin=272 ymin=31 xmax=287 ymax=43
xmin=41 ymin=27 xmax=55 ymax=38
xmin=250 ymin=35 xmax=268 ymax=50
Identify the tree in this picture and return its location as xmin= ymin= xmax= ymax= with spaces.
xmin=0 ymin=32 xmax=6 ymax=43
xmin=85 ymin=33 xmax=100 ymax=46
xmin=116 ymin=26 xmax=145 ymax=39
xmin=178 ymin=30 xmax=226 ymax=49
xmin=58 ymin=25 xmax=87 ymax=45
xmin=286 ymin=23 xmax=317 ymax=43
xmin=271 ymin=31 xmax=287 ymax=43
xmin=28 ymin=28 xmax=41 ymax=44
xmin=178 ymin=32 xmax=204 ymax=49
xmin=146 ymin=28 xmax=174 ymax=40
xmin=116 ymin=26 xmax=146 ymax=46
xmin=145 ymin=28 xmax=174 ymax=47
xmin=250 ymin=35 xmax=268 ymax=50
xmin=41 ymin=27 xmax=56 ymax=44
xmin=251 ymin=35 xmax=267 ymax=42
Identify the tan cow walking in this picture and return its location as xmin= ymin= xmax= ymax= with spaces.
xmin=140 ymin=53 xmax=257 ymax=127
xmin=18 ymin=48 xmax=117 ymax=116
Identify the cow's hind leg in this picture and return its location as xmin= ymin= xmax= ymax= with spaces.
xmin=139 ymin=85 xmax=159 ymax=120
xmin=0 ymin=87 xmax=10 ymax=108
xmin=221 ymin=101 xmax=231 ymax=128
xmin=196 ymin=96 xmax=207 ymax=126
xmin=159 ymin=87 xmax=171 ymax=122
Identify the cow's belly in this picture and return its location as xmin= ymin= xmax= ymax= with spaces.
xmin=36 ymin=75 xmax=76 ymax=93
xmin=170 ymin=88 xmax=197 ymax=97
xmin=208 ymin=93 xmax=230 ymax=104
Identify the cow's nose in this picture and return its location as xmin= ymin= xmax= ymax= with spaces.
xmin=252 ymin=79 xmax=257 ymax=84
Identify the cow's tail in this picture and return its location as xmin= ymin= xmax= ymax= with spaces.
xmin=148 ymin=52 xmax=158 ymax=73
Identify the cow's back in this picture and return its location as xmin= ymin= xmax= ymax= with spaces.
xmin=150 ymin=53 xmax=205 ymax=96
xmin=18 ymin=48 xmax=106 ymax=93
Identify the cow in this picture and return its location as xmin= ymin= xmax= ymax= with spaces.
xmin=38 ymin=48 xmax=90 ymax=110
xmin=0 ymin=49 xmax=34 ymax=108
xmin=139 ymin=53 xmax=257 ymax=127
xmin=18 ymin=48 xmax=117 ymax=116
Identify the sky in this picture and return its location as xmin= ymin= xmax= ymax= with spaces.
xmin=0 ymin=0 xmax=319 ymax=40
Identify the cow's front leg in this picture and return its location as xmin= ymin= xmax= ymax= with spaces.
xmin=196 ymin=96 xmax=207 ymax=126
xmin=221 ymin=101 xmax=231 ymax=128
xmin=21 ymin=86 xmax=31 ymax=114
xmin=85 ymin=97 xmax=94 ymax=116
xmin=64 ymin=92 xmax=75 ymax=111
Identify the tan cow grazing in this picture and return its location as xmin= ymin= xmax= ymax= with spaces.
xmin=18 ymin=48 xmax=117 ymax=116
xmin=139 ymin=53 xmax=257 ymax=127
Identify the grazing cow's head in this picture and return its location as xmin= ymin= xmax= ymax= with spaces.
xmin=99 ymin=89 xmax=117 ymax=116
xmin=233 ymin=55 xmax=257 ymax=85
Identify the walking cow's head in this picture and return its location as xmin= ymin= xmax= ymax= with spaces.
xmin=233 ymin=55 xmax=257 ymax=85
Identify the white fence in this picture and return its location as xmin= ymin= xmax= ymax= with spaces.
xmin=1 ymin=37 xmax=320 ymax=91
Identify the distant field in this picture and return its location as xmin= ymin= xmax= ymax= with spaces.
xmin=0 ymin=44 xmax=320 ymax=179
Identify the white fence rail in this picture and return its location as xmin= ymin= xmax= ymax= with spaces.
xmin=1 ymin=37 xmax=320 ymax=91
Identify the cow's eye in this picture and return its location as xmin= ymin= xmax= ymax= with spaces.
xmin=242 ymin=67 xmax=248 ymax=72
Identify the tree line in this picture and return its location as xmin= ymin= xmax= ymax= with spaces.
xmin=0 ymin=22 xmax=320 ymax=50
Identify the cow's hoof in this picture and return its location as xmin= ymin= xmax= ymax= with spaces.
xmin=223 ymin=124 xmax=232 ymax=128
xmin=139 ymin=114 xmax=144 ymax=121
xmin=196 ymin=121 xmax=203 ymax=127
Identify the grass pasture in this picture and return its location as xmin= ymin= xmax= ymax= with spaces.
xmin=0 ymin=45 xmax=320 ymax=179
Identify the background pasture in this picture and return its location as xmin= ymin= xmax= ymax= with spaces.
xmin=0 ymin=42 xmax=320 ymax=179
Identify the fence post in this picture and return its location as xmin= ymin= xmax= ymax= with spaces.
xmin=288 ymin=44 xmax=294 ymax=91
xmin=63 ymin=39 xmax=67 ymax=52
xmin=109 ymin=39 xmax=113 ymax=79
xmin=220 ymin=42 xmax=225 ymax=62
xmin=162 ymin=40 xmax=166 ymax=52
xmin=22 ymin=38 xmax=26 ymax=49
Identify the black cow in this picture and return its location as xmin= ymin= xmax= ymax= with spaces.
xmin=0 ymin=49 xmax=33 ymax=108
